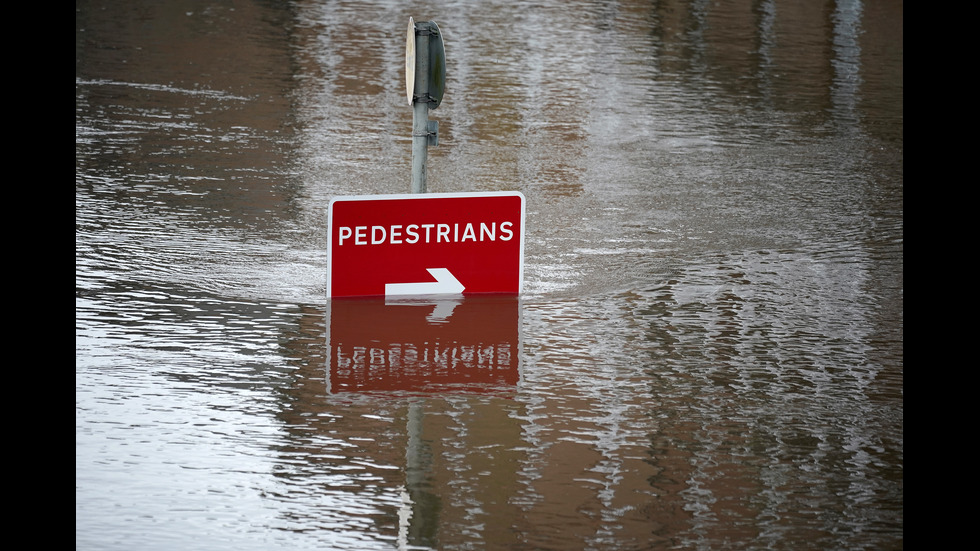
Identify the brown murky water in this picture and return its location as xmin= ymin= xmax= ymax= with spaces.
xmin=76 ymin=1 xmax=902 ymax=549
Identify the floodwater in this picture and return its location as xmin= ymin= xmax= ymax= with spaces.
xmin=76 ymin=1 xmax=903 ymax=550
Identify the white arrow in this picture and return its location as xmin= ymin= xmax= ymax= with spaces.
xmin=385 ymin=268 xmax=465 ymax=297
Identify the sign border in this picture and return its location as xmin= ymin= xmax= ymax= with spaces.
xmin=327 ymin=191 xmax=526 ymax=298
xmin=405 ymin=17 xmax=415 ymax=106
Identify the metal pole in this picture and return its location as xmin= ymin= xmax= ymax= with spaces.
xmin=411 ymin=22 xmax=430 ymax=194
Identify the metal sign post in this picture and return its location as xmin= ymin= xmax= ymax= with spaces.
xmin=406 ymin=18 xmax=445 ymax=194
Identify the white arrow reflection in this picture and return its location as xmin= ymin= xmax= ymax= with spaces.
xmin=384 ymin=295 xmax=462 ymax=323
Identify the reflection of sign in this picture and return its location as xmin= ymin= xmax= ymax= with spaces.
xmin=326 ymin=295 xmax=522 ymax=394
xmin=327 ymin=192 xmax=525 ymax=298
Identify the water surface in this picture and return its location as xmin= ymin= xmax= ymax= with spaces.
xmin=76 ymin=1 xmax=903 ymax=549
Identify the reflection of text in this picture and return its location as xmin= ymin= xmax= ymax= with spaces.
xmin=334 ymin=342 xmax=515 ymax=377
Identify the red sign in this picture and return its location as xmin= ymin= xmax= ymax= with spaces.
xmin=327 ymin=192 xmax=525 ymax=298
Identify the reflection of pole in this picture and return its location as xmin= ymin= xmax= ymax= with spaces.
xmin=398 ymin=402 xmax=424 ymax=548
xmin=405 ymin=401 xmax=424 ymax=490
xmin=401 ymin=400 xmax=439 ymax=547
xmin=411 ymin=23 xmax=430 ymax=194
